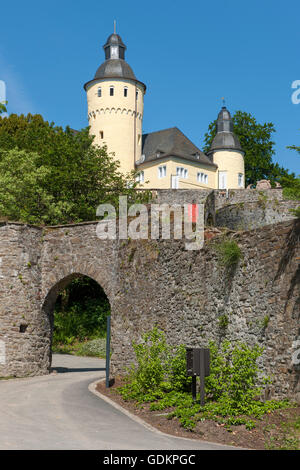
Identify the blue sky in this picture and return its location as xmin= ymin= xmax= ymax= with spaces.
xmin=0 ymin=0 xmax=299 ymax=174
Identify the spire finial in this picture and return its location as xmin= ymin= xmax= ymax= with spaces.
xmin=221 ymin=97 xmax=226 ymax=107
xmin=114 ymin=20 xmax=116 ymax=34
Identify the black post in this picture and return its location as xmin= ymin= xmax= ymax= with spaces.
xmin=105 ymin=315 xmax=111 ymax=388
xmin=200 ymin=349 xmax=205 ymax=406
xmin=192 ymin=376 xmax=197 ymax=402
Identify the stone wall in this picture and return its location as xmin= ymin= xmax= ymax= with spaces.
xmin=213 ymin=188 xmax=284 ymax=210
xmin=216 ymin=199 xmax=299 ymax=230
xmin=112 ymin=219 xmax=300 ymax=402
xmin=0 ymin=218 xmax=299 ymax=402
xmin=149 ymin=188 xmax=296 ymax=229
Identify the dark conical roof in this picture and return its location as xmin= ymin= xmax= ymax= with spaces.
xmin=84 ymin=31 xmax=146 ymax=90
xmin=94 ymin=59 xmax=136 ymax=80
xmin=207 ymin=106 xmax=243 ymax=154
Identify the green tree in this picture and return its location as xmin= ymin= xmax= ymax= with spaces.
xmin=0 ymin=102 xmax=7 ymax=114
xmin=0 ymin=113 xmax=148 ymax=224
xmin=287 ymin=138 xmax=300 ymax=157
xmin=203 ymin=110 xmax=296 ymax=186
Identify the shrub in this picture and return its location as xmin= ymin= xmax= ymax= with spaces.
xmin=76 ymin=338 xmax=106 ymax=357
xmin=117 ymin=328 xmax=293 ymax=431
xmin=205 ymin=340 xmax=267 ymax=404
xmin=282 ymin=186 xmax=300 ymax=201
xmin=169 ymin=344 xmax=192 ymax=392
xmin=130 ymin=326 xmax=171 ymax=393
xmin=215 ymin=238 xmax=242 ymax=268
xmin=290 ymin=206 xmax=300 ymax=218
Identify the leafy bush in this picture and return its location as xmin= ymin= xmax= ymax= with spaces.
xmin=290 ymin=206 xmax=300 ymax=218
xmin=76 ymin=338 xmax=106 ymax=357
xmin=169 ymin=344 xmax=192 ymax=392
xmin=282 ymin=184 xmax=300 ymax=201
xmin=215 ymin=238 xmax=242 ymax=268
xmin=117 ymin=327 xmax=294 ymax=431
xmin=205 ymin=340 xmax=266 ymax=404
xmin=130 ymin=326 xmax=171 ymax=393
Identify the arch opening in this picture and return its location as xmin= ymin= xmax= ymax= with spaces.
xmin=42 ymin=273 xmax=110 ymax=373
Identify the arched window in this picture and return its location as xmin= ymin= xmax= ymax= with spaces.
xmin=124 ymin=87 xmax=128 ymax=97
xmin=97 ymin=87 xmax=102 ymax=97
xmin=110 ymin=86 xmax=114 ymax=96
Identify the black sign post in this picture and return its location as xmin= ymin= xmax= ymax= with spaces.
xmin=186 ymin=348 xmax=210 ymax=405
xmin=105 ymin=315 xmax=111 ymax=388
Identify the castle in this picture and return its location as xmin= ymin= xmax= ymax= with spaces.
xmin=84 ymin=31 xmax=245 ymax=190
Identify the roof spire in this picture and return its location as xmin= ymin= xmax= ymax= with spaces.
xmin=114 ymin=20 xmax=116 ymax=34
xmin=221 ymin=96 xmax=226 ymax=107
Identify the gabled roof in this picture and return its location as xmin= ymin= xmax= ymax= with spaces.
xmin=138 ymin=127 xmax=217 ymax=168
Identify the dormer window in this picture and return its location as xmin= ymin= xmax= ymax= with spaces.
xmin=110 ymin=86 xmax=114 ymax=96
xmin=97 ymin=87 xmax=102 ymax=97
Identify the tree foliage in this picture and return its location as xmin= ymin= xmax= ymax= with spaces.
xmin=0 ymin=102 xmax=7 ymax=114
xmin=0 ymin=113 xmax=147 ymax=224
xmin=203 ymin=110 xmax=297 ymax=186
xmin=53 ymin=276 xmax=110 ymax=344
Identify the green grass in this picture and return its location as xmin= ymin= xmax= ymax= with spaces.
xmin=264 ymin=417 xmax=300 ymax=450
xmin=52 ymin=337 xmax=106 ymax=358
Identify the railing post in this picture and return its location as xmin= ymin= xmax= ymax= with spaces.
xmin=105 ymin=315 xmax=111 ymax=388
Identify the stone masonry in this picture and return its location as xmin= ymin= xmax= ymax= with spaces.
xmin=0 ymin=190 xmax=299 ymax=402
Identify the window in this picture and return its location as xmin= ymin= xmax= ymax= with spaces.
xmin=238 ymin=173 xmax=244 ymax=187
xmin=97 ymin=87 xmax=102 ymax=97
xmin=110 ymin=86 xmax=114 ymax=96
xmin=124 ymin=87 xmax=128 ymax=97
xmin=158 ymin=165 xmax=167 ymax=178
xmin=99 ymin=131 xmax=104 ymax=139
xmin=197 ymin=172 xmax=208 ymax=184
xmin=136 ymin=90 xmax=138 ymax=100
xmin=176 ymin=167 xmax=188 ymax=178
xmin=136 ymin=171 xmax=144 ymax=184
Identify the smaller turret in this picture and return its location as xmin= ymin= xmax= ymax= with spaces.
xmin=207 ymin=106 xmax=245 ymax=189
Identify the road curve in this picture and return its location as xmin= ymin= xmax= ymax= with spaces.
xmin=0 ymin=354 xmax=237 ymax=450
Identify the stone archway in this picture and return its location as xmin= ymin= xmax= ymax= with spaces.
xmin=41 ymin=272 xmax=112 ymax=374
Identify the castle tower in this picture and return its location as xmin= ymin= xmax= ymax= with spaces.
xmin=207 ymin=106 xmax=245 ymax=189
xmin=84 ymin=31 xmax=146 ymax=174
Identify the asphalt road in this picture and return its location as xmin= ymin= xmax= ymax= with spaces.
xmin=0 ymin=354 xmax=237 ymax=450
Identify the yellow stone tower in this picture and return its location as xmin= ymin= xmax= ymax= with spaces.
xmin=84 ymin=30 xmax=146 ymax=174
xmin=207 ymin=106 xmax=245 ymax=189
